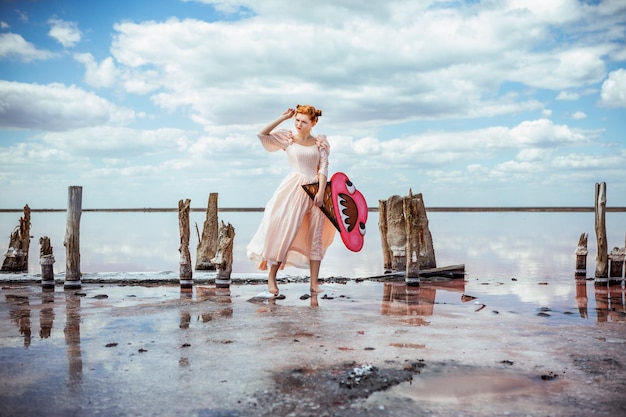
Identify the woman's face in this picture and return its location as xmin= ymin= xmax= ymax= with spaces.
xmin=294 ymin=113 xmax=316 ymax=135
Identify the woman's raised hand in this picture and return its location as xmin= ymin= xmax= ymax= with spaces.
xmin=281 ymin=108 xmax=296 ymax=120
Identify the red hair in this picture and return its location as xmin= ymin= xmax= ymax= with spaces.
xmin=295 ymin=104 xmax=322 ymax=122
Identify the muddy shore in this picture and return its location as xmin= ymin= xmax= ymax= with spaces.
xmin=1 ymin=279 xmax=625 ymax=417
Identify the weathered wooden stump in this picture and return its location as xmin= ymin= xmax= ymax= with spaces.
xmin=178 ymin=199 xmax=193 ymax=288
xmin=195 ymin=193 xmax=219 ymax=271
xmin=575 ymin=233 xmax=588 ymax=278
xmin=384 ymin=195 xmax=406 ymax=272
xmin=1 ymin=204 xmax=31 ymax=273
xmin=378 ymin=191 xmax=436 ymax=279
xmin=378 ymin=199 xmax=392 ymax=272
xmin=608 ymin=247 xmax=625 ymax=284
xmin=64 ymin=187 xmax=82 ymax=289
xmin=212 ymin=221 xmax=235 ymax=288
xmin=404 ymin=190 xmax=420 ymax=285
xmin=39 ymin=236 xmax=55 ymax=288
xmin=594 ymin=182 xmax=608 ymax=284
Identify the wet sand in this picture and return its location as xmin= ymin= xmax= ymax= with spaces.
xmin=1 ymin=279 xmax=625 ymax=417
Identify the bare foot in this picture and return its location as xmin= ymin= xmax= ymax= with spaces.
xmin=268 ymin=284 xmax=279 ymax=296
xmin=310 ymin=294 xmax=319 ymax=307
xmin=310 ymin=286 xmax=324 ymax=294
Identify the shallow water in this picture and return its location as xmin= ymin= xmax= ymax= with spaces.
xmin=1 ymin=279 xmax=625 ymax=416
xmin=1 ymin=211 xmax=625 ymax=278
xmin=2 ymin=210 xmax=625 ymax=416
xmin=2 ymin=210 xmax=625 ymax=324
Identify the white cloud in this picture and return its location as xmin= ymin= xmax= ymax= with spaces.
xmin=0 ymin=81 xmax=135 ymax=131
xmin=74 ymin=53 xmax=118 ymax=88
xmin=337 ymin=119 xmax=591 ymax=175
xmin=509 ymin=119 xmax=586 ymax=146
xmin=48 ymin=18 xmax=82 ymax=48
xmin=599 ymin=68 xmax=626 ymax=108
xmin=40 ymin=126 xmax=190 ymax=157
xmin=353 ymin=137 xmax=382 ymax=156
xmin=507 ymin=0 xmax=583 ymax=24
xmin=0 ymin=33 xmax=57 ymax=62
xmin=16 ymin=10 xmax=28 ymax=23
xmin=509 ymin=48 xmax=607 ymax=90
xmin=1 ymin=21 xmax=9 ymax=29
xmin=556 ymin=91 xmax=579 ymax=101
xmin=1 ymin=0 xmax=626 ymax=209
xmin=104 ymin=1 xmax=614 ymax=131
xmin=517 ymin=148 xmax=547 ymax=162
xmin=552 ymin=153 xmax=625 ymax=169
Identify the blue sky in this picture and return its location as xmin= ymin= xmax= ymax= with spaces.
xmin=1 ymin=0 xmax=625 ymax=210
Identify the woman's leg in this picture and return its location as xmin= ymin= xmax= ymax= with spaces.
xmin=310 ymin=260 xmax=323 ymax=293
xmin=309 ymin=206 xmax=326 ymax=294
xmin=268 ymin=262 xmax=281 ymax=295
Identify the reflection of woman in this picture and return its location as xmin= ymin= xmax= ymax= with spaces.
xmin=247 ymin=105 xmax=336 ymax=297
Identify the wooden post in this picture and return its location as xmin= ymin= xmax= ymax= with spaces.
xmin=412 ymin=192 xmax=436 ymax=269
xmin=64 ymin=187 xmax=82 ymax=289
xmin=575 ymin=233 xmax=588 ymax=278
xmin=404 ymin=190 xmax=420 ymax=285
xmin=386 ymin=195 xmax=406 ymax=272
xmin=213 ymin=221 xmax=235 ymax=288
xmin=594 ymin=182 xmax=608 ymax=284
xmin=178 ymin=199 xmax=193 ymax=288
xmin=608 ymin=247 xmax=625 ymax=284
xmin=39 ymin=236 xmax=55 ymax=288
xmin=1 ymin=204 xmax=31 ymax=272
xmin=195 ymin=193 xmax=219 ymax=270
xmin=379 ymin=192 xmax=438 ymax=274
xmin=378 ymin=199 xmax=392 ymax=272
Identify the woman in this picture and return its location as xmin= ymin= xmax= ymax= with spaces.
xmin=247 ymin=104 xmax=336 ymax=297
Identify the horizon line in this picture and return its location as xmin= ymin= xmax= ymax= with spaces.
xmin=1 ymin=206 xmax=625 ymax=213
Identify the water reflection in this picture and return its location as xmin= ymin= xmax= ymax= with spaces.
xmin=6 ymin=292 xmax=31 ymax=347
xmin=0 ymin=276 xmax=624 ymax=408
xmin=381 ymin=281 xmax=465 ymax=324
xmin=40 ymin=288 xmax=55 ymax=338
xmin=572 ymin=278 xmax=625 ymax=322
xmin=178 ymin=287 xmax=235 ymax=329
xmin=196 ymin=286 xmax=233 ymax=321
xmin=3 ymin=211 xmax=624 ymax=280
xmin=594 ymin=284 xmax=626 ymax=323
xmin=179 ymin=287 xmax=192 ymax=329
xmin=64 ymin=291 xmax=83 ymax=391
xmin=574 ymin=279 xmax=588 ymax=319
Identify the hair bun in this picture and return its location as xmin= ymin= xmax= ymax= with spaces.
xmin=294 ymin=104 xmax=322 ymax=121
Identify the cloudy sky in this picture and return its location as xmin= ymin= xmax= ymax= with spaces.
xmin=1 ymin=0 xmax=625 ymax=210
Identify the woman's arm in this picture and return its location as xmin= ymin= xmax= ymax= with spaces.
xmin=314 ymin=173 xmax=327 ymax=207
xmin=314 ymin=136 xmax=330 ymax=207
xmin=258 ymin=108 xmax=295 ymax=135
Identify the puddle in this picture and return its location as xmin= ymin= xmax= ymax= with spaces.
xmin=391 ymin=369 xmax=567 ymax=404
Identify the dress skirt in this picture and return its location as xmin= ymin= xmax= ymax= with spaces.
xmin=247 ymin=171 xmax=336 ymax=270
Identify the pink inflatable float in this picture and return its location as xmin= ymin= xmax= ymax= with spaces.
xmin=302 ymin=172 xmax=368 ymax=252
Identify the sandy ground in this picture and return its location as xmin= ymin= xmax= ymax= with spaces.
xmin=1 ymin=279 xmax=625 ymax=417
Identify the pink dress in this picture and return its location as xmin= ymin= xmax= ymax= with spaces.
xmin=247 ymin=129 xmax=336 ymax=270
